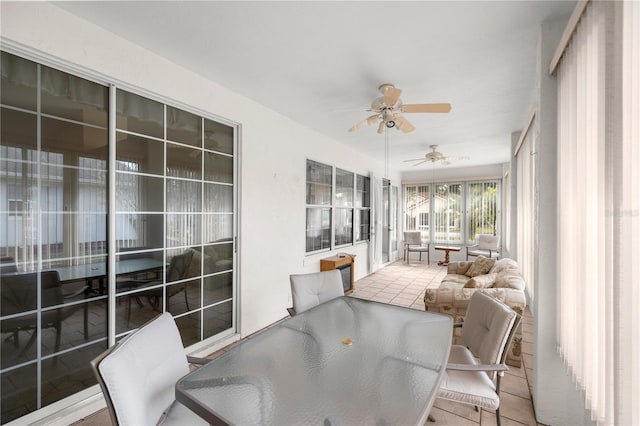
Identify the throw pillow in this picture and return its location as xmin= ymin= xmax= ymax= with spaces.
xmin=465 ymin=255 xmax=496 ymax=277
xmin=464 ymin=273 xmax=497 ymax=288
xmin=489 ymin=258 xmax=519 ymax=274
xmin=494 ymin=269 xmax=525 ymax=290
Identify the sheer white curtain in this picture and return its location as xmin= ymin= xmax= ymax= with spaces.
xmin=516 ymin=125 xmax=535 ymax=304
xmin=555 ymin=1 xmax=639 ymax=423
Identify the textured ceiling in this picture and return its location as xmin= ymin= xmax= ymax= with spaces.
xmin=55 ymin=1 xmax=575 ymax=172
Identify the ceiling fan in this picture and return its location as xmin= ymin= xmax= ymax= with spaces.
xmin=403 ymin=145 xmax=467 ymax=166
xmin=348 ymin=84 xmax=451 ymax=134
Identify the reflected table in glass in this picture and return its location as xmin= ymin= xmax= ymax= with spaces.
xmin=53 ymin=258 xmax=164 ymax=283
xmin=176 ymin=296 xmax=452 ymax=425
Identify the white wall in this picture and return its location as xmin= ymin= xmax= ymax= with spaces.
xmin=0 ymin=2 xmax=401 ymax=341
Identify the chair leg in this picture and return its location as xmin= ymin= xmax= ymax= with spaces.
xmin=495 ymin=407 xmax=501 ymax=426
xmin=83 ymin=303 xmax=89 ymax=340
xmin=55 ymin=325 xmax=61 ymax=353
xmin=126 ymin=296 xmax=132 ymax=327
xmin=184 ymin=286 xmax=190 ymax=311
xmin=427 ymin=414 xmax=436 ymax=422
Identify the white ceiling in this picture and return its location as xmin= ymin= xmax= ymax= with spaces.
xmin=54 ymin=1 xmax=575 ymax=172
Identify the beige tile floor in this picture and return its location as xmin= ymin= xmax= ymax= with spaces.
xmin=75 ymin=258 xmax=538 ymax=426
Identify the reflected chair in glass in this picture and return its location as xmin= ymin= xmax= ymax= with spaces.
xmin=404 ymin=231 xmax=430 ymax=264
xmin=466 ymin=234 xmax=500 ymax=260
xmin=287 ymin=269 xmax=343 ymax=316
xmin=122 ymin=251 xmax=194 ymax=323
xmin=434 ymin=291 xmax=521 ymax=426
xmin=1 ymin=270 xmax=89 ymax=356
xmin=90 ymin=312 xmax=209 ymax=426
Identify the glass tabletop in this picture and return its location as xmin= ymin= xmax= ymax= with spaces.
xmin=176 ymin=296 xmax=452 ymax=425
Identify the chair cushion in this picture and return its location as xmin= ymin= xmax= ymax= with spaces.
xmin=465 ymin=256 xmax=496 ymax=277
xmin=438 ymin=345 xmax=499 ymax=410
xmin=98 ymin=313 xmax=190 ymax=425
xmin=464 ymin=273 xmax=497 ymax=289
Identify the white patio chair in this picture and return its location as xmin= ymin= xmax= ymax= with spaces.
xmin=287 ymin=269 xmax=343 ymax=316
xmin=404 ymin=231 xmax=430 ymax=264
xmin=466 ymin=234 xmax=500 ymax=260
xmin=434 ymin=291 xmax=521 ymax=426
xmin=90 ymin=312 xmax=208 ymax=425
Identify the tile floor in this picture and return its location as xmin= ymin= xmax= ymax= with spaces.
xmin=74 ymin=258 xmax=538 ymax=426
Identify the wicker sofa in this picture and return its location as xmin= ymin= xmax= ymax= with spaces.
xmin=423 ymin=257 xmax=527 ymax=367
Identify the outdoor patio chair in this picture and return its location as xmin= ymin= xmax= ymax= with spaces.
xmin=90 ymin=312 xmax=209 ymax=425
xmin=466 ymin=234 xmax=500 ymax=260
xmin=434 ymin=291 xmax=521 ymax=426
xmin=287 ymin=269 xmax=343 ymax=316
xmin=404 ymin=231 xmax=430 ymax=264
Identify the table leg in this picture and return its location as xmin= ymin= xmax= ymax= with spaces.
xmin=437 ymin=249 xmax=452 ymax=266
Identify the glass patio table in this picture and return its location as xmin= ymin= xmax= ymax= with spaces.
xmin=176 ymin=296 xmax=452 ymax=425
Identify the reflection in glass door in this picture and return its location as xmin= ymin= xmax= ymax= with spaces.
xmin=0 ymin=51 xmax=237 ymax=424
xmin=390 ymin=185 xmax=398 ymax=259
xmin=382 ymin=179 xmax=390 ymax=263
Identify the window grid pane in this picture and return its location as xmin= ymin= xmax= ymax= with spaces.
xmin=466 ymin=181 xmax=500 ymax=244
xmin=306 ymin=160 xmax=332 ymax=205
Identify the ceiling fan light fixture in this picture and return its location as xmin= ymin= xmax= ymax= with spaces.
xmin=386 ymin=120 xmax=396 ymax=128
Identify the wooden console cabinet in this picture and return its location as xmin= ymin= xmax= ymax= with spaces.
xmin=320 ymin=254 xmax=355 ymax=294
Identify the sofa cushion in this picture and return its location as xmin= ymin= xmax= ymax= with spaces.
xmin=465 ymin=256 xmax=496 ymax=277
xmin=494 ymin=269 xmax=525 ymax=291
xmin=447 ymin=262 xmax=472 ymax=276
xmin=464 ymin=273 xmax=497 ymax=289
xmin=442 ymin=274 xmax=470 ymax=286
xmin=488 ymin=258 xmax=519 ymax=274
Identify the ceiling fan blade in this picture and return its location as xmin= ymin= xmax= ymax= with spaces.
xmin=394 ymin=114 xmax=416 ymax=133
xmin=377 ymin=121 xmax=385 ymax=134
xmin=382 ymin=87 xmax=402 ymax=107
xmin=412 ymin=160 xmax=428 ymax=166
xmin=402 ymin=103 xmax=452 ymax=113
xmin=348 ymin=114 xmax=379 ymax=132
xmin=403 ymin=158 xmax=427 ymax=162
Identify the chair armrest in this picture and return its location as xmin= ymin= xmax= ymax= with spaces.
xmin=446 ymin=363 xmax=508 ymax=372
xmin=187 ymin=355 xmax=210 ymax=365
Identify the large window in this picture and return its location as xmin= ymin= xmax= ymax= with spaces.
xmin=305 ymin=160 xmax=369 ymax=253
xmin=404 ymin=180 xmax=500 ymax=245
xmin=0 ymin=51 xmax=237 ymax=424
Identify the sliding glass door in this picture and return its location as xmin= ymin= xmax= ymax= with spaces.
xmin=0 ymin=51 xmax=238 ymax=424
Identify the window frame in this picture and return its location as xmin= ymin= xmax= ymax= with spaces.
xmin=403 ymin=179 xmax=501 ymax=246
xmin=305 ymin=160 xmax=370 ymax=254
